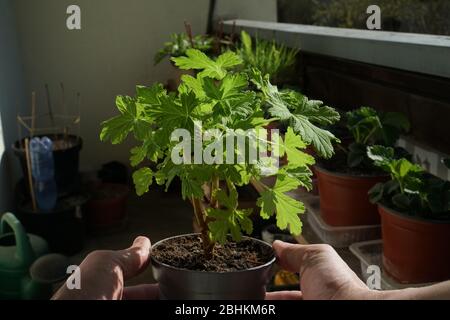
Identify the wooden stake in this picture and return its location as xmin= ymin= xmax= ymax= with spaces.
xmin=184 ymin=21 xmax=195 ymax=48
xmin=60 ymin=82 xmax=67 ymax=121
xmin=45 ymin=84 xmax=55 ymax=127
xmin=24 ymin=138 xmax=37 ymax=212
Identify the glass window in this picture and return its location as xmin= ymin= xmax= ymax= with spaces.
xmin=277 ymin=0 xmax=450 ymax=36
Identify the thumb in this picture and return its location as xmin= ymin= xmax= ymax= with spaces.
xmin=272 ymin=240 xmax=306 ymax=273
xmin=115 ymin=236 xmax=151 ymax=280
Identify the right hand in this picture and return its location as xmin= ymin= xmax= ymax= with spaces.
xmin=266 ymin=241 xmax=375 ymax=300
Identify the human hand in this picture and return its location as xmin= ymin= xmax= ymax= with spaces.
xmin=52 ymin=236 xmax=159 ymax=300
xmin=266 ymin=241 xmax=376 ymax=300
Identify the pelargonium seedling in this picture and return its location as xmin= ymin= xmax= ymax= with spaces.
xmin=368 ymin=145 xmax=450 ymax=219
xmin=345 ymin=106 xmax=410 ymax=169
xmin=100 ymin=49 xmax=340 ymax=255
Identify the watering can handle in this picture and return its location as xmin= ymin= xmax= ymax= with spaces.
xmin=0 ymin=213 xmax=35 ymax=265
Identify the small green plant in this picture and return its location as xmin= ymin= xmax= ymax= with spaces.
xmin=345 ymin=107 xmax=410 ymax=169
xmin=238 ymin=31 xmax=299 ymax=84
xmin=368 ymin=145 xmax=450 ymax=219
xmin=154 ymin=33 xmax=214 ymax=65
xmin=101 ymin=49 xmax=340 ymax=255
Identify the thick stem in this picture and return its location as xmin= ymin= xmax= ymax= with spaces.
xmin=210 ymin=175 xmax=220 ymax=209
xmin=192 ymin=197 xmax=214 ymax=257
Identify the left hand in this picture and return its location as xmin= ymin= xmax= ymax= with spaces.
xmin=52 ymin=236 xmax=159 ymax=300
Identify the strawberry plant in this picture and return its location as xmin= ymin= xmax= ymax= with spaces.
xmin=345 ymin=106 xmax=410 ymax=169
xmin=100 ymin=49 xmax=340 ymax=255
xmin=368 ymin=145 xmax=450 ymax=219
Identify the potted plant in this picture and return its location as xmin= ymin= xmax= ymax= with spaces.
xmin=315 ymin=107 xmax=410 ymax=226
xmin=237 ymin=31 xmax=299 ymax=87
xmin=100 ymin=49 xmax=340 ymax=299
xmin=367 ymin=146 xmax=450 ymax=284
xmin=85 ymin=182 xmax=130 ymax=232
xmin=154 ymin=30 xmax=214 ymax=91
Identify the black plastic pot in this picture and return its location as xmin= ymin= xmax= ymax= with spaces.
xmin=151 ymin=234 xmax=276 ymax=300
xmin=15 ymin=194 xmax=88 ymax=255
xmin=13 ymin=134 xmax=83 ymax=194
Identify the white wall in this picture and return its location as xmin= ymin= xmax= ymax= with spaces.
xmin=214 ymin=0 xmax=277 ymax=22
xmin=13 ymin=0 xmax=210 ymax=171
xmin=0 ymin=0 xmax=27 ymax=213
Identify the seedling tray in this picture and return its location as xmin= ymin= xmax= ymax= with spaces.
xmin=306 ymin=199 xmax=381 ymax=248
xmin=349 ymin=240 xmax=434 ymax=290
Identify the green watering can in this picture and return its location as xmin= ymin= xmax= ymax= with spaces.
xmin=0 ymin=213 xmax=69 ymax=299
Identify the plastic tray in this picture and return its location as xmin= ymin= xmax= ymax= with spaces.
xmin=306 ymin=202 xmax=381 ymax=248
xmin=349 ymin=240 xmax=434 ymax=290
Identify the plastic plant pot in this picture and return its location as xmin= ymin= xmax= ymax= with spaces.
xmin=85 ymin=183 xmax=130 ymax=231
xmin=379 ymin=205 xmax=450 ymax=284
xmin=315 ymin=165 xmax=388 ymax=226
xmin=13 ymin=134 xmax=83 ymax=194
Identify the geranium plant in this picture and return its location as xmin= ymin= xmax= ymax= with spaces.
xmin=368 ymin=145 xmax=450 ymax=219
xmin=344 ymin=106 xmax=410 ymax=169
xmin=100 ymin=49 xmax=340 ymax=255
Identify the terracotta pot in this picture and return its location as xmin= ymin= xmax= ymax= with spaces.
xmin=85 ymin=183 xmax=129 ymax=230
xmin=379 ymin=205 xmax=450 ymax=284
xmin=315 ymin=166 xmax=388 ymax=226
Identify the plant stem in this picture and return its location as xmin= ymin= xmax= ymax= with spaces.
xmin=210 ymin=174 xmax=219 ymax=209
xmin=192 ymin=197 xmax=214 ymax=257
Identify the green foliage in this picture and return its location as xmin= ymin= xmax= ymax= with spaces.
xmin=101 ymin=49 xmax=340 ymax=249
xmin=238 ymin=31 xmax=299 ymax=84
xmin=252 ymin=71 xmax=340 ymax=158
xmin=368 ymin=146 xmax=450 ymax=219
xmin=154 ymin=33 xmax=214 ymax=65
xmin=345 ymin=107 xmax=409 ymax=169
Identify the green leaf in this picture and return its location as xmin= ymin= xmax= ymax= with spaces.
xmin=136 ymin=83 xmax=165 ymax=106
xmin=133 ymin=167 xmax=153 ymax=196
xmin=207 ymin=208 xmax=253 ymax=244
xmin=281 ymin=90 xmax=340 ymax=126
xmin=172 ymin=49 xmax=242 ymax=80
xmin=181 ymin=75 xmax=205 ymax=99
xmin=254 ymin=73 xmax=339 ymax=158
xmin=347 ymin=142 xmax=366 ymax=168
xmin=100 ymin=96 xmax=145 ymax=144
xmin=368 ymin=183 xmax=384 ymax=204
xmin=257 ymin=175 xmax=304 ymax=235
xmin=392 ymin=193 xmax=411 ymax=210
xmin=130 ymin=146 xmax=146 ymax=167
xmin=281 ymin=128 xmax=315 ymax=167
xmin=367 ymin=145 xmax=395 ymax=171
xmin=147 ymin=91 xmax=199 ymax=135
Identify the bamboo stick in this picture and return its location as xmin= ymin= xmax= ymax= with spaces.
xmin=45 ymin=84 xmax=55 ymax=127
xmin=24 ymin=138 xmax=37 ymax=212
xmin=184 ymin=21 xmax=195 ymax=48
